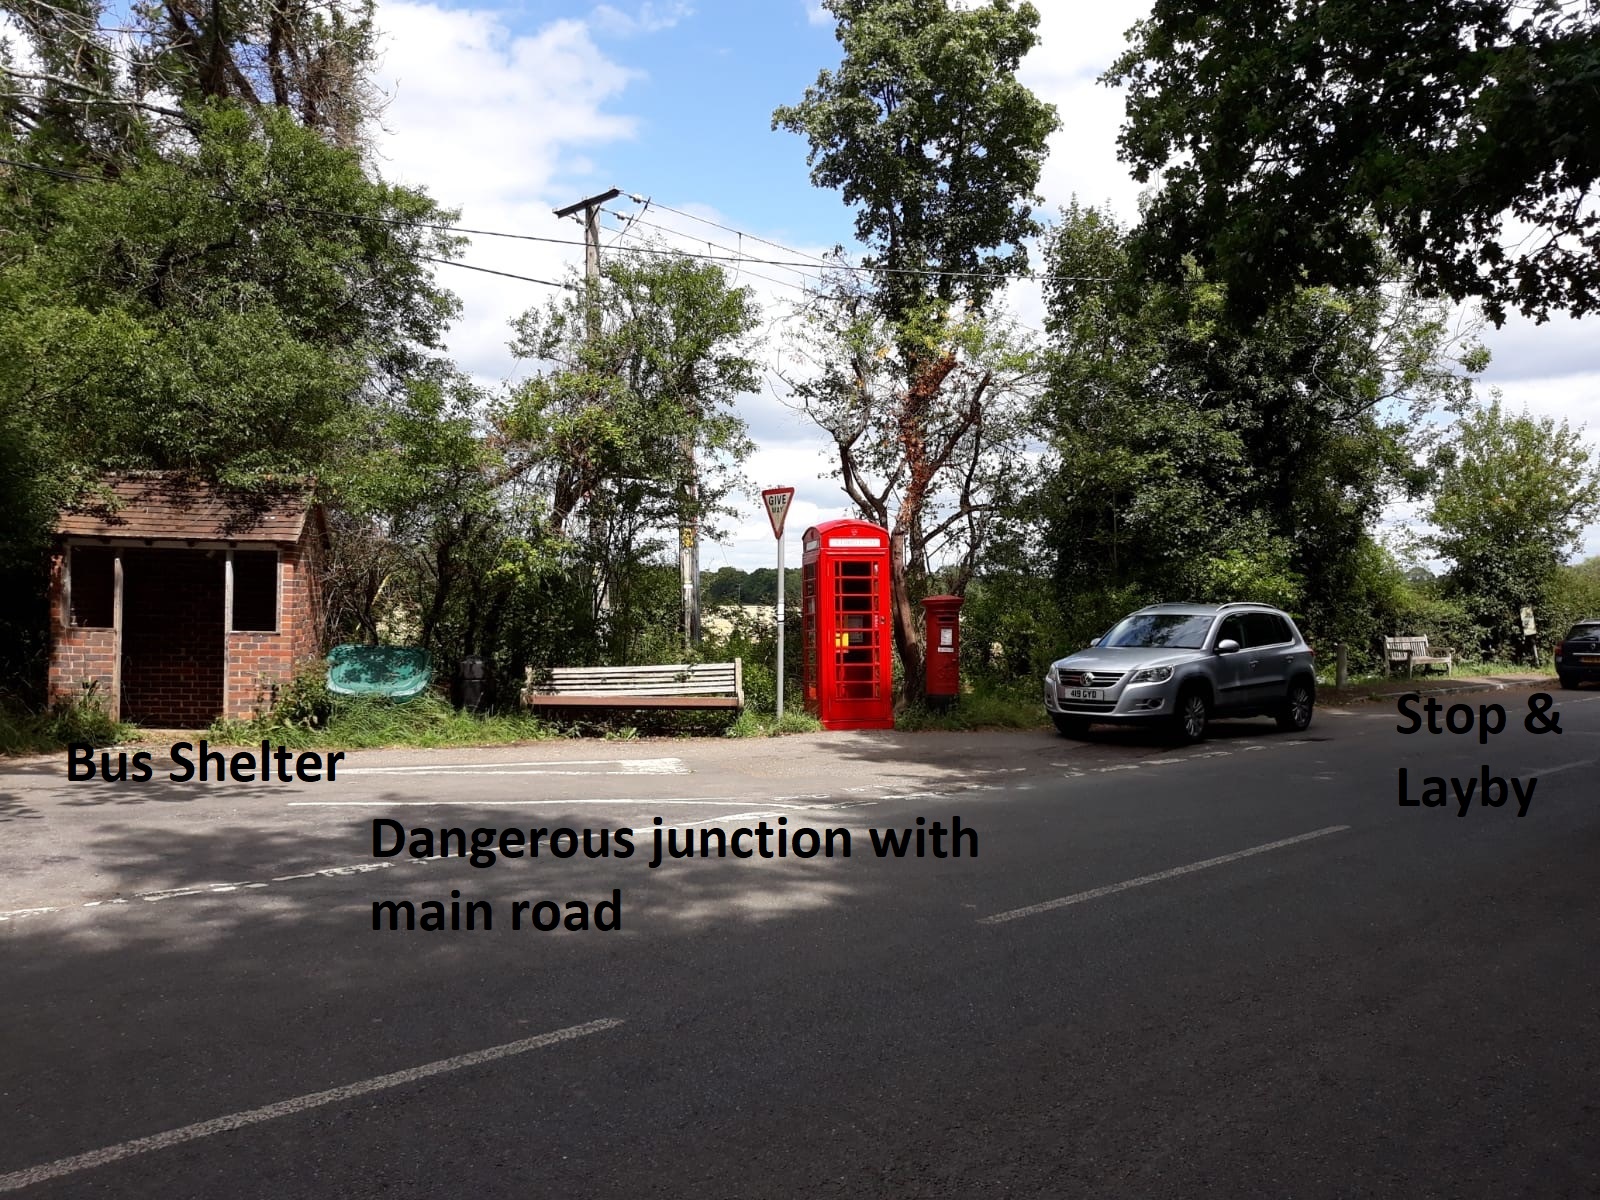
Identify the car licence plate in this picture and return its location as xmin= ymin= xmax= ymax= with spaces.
xmin=1067 ymin=688 xmax=1104 ymax=700
xmin=1582 ymin=656 xmax=1600 ymax=664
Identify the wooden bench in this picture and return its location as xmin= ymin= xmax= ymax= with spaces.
xmin=522 ymin=660 xmax=744 ymax=710
xmin=1384 ymin=636 xmax=1454 ymax=677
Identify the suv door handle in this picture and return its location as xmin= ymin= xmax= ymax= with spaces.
xmin=1248 ymin=659 xmax=1260 ymax=667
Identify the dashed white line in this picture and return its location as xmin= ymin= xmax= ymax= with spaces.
xmin=339 ymin=758 xmax=688 ymax=776
xmin=978 ymin=825 xmax=1351 ymax=926
xmin=0 ymin=1018 xmax=624 ymax=1193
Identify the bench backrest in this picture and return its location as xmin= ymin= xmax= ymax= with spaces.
xmin=1384 ymin=636 xmax=1432 ymax=659
xmin=525 ymin=661 xmax=741 ymax=697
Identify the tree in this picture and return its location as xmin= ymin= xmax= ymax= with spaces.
xmin=2 ymin=0 xmax=381 ymax=159
xmin=494 ymin=249 xmax=762 ymax=661
xmin=1037 ymin=201 xmax=1486 ymax=649
xmin=1426 ymin=397 xmax=1600 ymax=650
xmin=1106 ymin=0 xmax=1600 ymax=325
xmin=773 ymin=0 xmax=1057 ymax=700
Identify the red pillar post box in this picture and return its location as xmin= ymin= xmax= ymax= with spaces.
xmin=921 ymin=595 xmax=964 ymax=699
xmin=801 ymin=520 xmax=894 ymax=731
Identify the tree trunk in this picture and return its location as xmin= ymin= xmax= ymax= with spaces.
xmin=889 ymin=527 xmax=924 ymax=704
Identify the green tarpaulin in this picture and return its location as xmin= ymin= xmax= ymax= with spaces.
xmin=326 ymin=644 xmax=433 ymax=700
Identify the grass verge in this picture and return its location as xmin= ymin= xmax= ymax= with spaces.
xmin=0 ymin=684 xmax=131 ymax=755
xmin=725 ymin=709 xmax=824 ymax=737
xmin=895 ymin=684 xmax=1048 ymax=732
xmin=210 ymin=693 xmax=562 ymax=750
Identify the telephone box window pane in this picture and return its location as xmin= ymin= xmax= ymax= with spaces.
xmin=232 ymin=551 xmax=279 ymax=632
xmin=71 ymin=547 xmax=115 ymax=628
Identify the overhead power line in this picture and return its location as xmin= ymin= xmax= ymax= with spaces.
xmin=0 ymin=155 xmax=1109 ymax=284
xmin=419 ymin=256 xmax=574 ymax=289
xmin=632 ymin=195 xmax=839 ymax=267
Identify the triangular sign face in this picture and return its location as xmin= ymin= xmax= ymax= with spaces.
xmin=761 ymin=487 xmax=795 ymax=539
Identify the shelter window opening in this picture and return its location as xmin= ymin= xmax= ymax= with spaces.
xmin=231 ymin=550 xmax=280 ymax=633
xmin=69 ymin=547 xmax=115 ymax=628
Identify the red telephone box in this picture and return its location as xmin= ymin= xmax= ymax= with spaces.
xmin=802 ymin=519 xmax=894 ymax=730
xmin=921 ymin=594 xmax=964 ymax=698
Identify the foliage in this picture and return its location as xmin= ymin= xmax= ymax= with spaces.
xmin=725 ymin=709 xmax=824 ymax=737
xmin=1543 ymin=557 xmax=1600 ymax=654
xmin=1389 ymin=592 xmax=1488 ymax=664
xmin=0 ymin=680 xmax=128 ymax=754
xmin=211 ymin=690 xmax=559 ymax=750
xmin=1 ymin=92 xmax=460 ymax=691
xmin=774 ymin=1 xmax=1058 ymax=700
xmin=894 ymin=681 xmax=1045 ymax=731
xmin=774 ymin=0 xmax=1058 ymax=323
xmin=1107 ymin=0 xmax=1600 ymax=324
xmin=1426 ymin=397 xmax=1600 ymax=650
xmin=1035 ymin=201 xmax=1486 ymax=655
xmin=1 ymin=0 xmax=382 ymax=157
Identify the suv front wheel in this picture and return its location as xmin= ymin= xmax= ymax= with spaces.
xmin=1170 ymin=687 xmax=1210 ymax=744
xmin=1275 ymin=678 xmax=1315 ymax=732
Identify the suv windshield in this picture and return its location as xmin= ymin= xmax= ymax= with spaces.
xmin=1101 ymin=613 xmax=1215 ymax=649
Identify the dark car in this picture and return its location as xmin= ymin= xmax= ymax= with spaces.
xmin=1554 ymin=620 xmax=1600 ymax=688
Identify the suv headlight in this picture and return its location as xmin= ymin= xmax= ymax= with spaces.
xmin=1130 ymin=666 xmax=1174 ymax=684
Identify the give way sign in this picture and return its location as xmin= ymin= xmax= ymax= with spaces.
xmin=761 ymin=487 xmax=795 ymax=539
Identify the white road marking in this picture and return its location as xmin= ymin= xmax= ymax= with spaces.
xmin=286 ymin=797 xmax=821 ymax=808
xmin=339 ymin=758 xmax=688 ymax=776
xmin=978 ymin=825 xmax=1351 ymax=926
xmin=0 ymin=907 xmax=60 ymax=923
xmin=1519 ymin=758 xmax=1594 ymax=777
xmin=0 ymin=1018 xmax=623 ymax=1193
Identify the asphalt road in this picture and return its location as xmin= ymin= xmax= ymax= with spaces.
xmin=3 ymin=686 xmax=1598 ymax=1198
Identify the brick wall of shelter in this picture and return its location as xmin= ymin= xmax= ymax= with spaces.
xmin=224 ymin=535 xmax=323 ymax=720
xmin=45 ymin=549 xmax=118 ymax=712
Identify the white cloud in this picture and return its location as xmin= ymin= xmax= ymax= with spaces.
xmin=806 ymin=3 xmax=831 ymax=28
xmin=589 ymin=2 xmax=693 ymax=38
xmin=370 ymin=4 xmax=641 ymax=377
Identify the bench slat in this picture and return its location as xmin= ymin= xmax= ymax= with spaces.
xmin=525 ymin=695 xmax=742 ymax=709
xmin=530 ymin=683 xmax=735 ymax=696
xmin=523 ymin=659 xmax=744 ymax=710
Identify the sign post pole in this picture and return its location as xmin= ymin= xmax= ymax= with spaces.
xmin=762 ymin=488 xmax=796 ymax=720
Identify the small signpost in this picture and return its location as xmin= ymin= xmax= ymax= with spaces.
xmin=762 ymin=487 xmax=796 ymax=719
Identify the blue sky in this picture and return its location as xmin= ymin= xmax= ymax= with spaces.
xmin=357 ymin=0 xmax=1600 ymax=572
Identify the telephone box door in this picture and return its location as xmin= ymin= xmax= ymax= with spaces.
xmin=802 ymin=520 xmax=893 ymax=730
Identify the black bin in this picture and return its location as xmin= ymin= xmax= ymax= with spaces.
xmin=455 ymin=656 xmax=489 ymax=712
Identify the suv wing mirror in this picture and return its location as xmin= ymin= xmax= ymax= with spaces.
xmin=1215 ymin=638 xmax=1241 ymax=655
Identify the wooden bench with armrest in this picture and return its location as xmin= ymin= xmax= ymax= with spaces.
xmin=1383 ymin=636 xmax=1454 ymax=677
xmin=522 ymin=660 xmax=745 ymax=711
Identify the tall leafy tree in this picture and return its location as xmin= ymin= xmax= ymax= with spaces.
xmin=773 ymin=0 xmax=1057 ymax=700
xmin=1426 ymin=398 xmax=1600 ymax=649
xmin=493 ymin=250 xmax=762 ymax=662
xmin=1106 ymin=0 xmax=1600 ymax=324
xmin=1038 ymin=202 xmax=1486 ymax=647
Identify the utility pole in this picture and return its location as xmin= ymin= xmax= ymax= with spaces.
xmin=554 ymin=188 xmax=623 ymax=626
xmin=553 ymin=187 xmax=620 ymax=338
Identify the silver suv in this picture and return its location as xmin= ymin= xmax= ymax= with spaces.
xmin=1043 ymin=602 xmax=1316 ymax=743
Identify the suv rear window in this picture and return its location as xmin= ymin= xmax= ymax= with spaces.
xmin=1103 ymin=613 xmax=1215 ymax=649
xmin=1243 ymin=612 xmax=1292 ymax=647
xmin=1564 ymin=623 xmax=1600 ymax=641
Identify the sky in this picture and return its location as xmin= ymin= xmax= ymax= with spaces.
xmin=362 ymin=0 xmax=1600 ymax=574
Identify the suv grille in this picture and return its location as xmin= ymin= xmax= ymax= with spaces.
xmin=1057 ymin=670 xmax=1125 ymax=688
xmin=1059 ymin=698 xmax=1117 ymax=712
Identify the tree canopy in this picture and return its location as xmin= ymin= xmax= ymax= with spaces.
xmin=1107 ymin=0 xmax=1600 ymax=325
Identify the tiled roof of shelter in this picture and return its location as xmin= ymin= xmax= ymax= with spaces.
xmin=56 ymin=474 xmax=316 ymax=542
